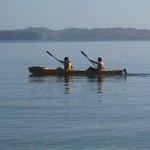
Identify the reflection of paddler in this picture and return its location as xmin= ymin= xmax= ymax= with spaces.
xmin=86 ymin=76 xmax=104 ymax=84
xmin=98 ymin=76 xmax=105 ymax=83
xmin=64 ymin=75 xmax=72 ymax=94
xmin=97 ymin=76 xmax=105 ymax=93
xmin=86 ymin=76 xmax=104 ymax=93
xmin=64 ymin=75 xmax=72 ymax=83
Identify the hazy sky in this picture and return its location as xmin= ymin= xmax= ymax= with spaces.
xmin=0 ymin=0 xmax=150 ymax=30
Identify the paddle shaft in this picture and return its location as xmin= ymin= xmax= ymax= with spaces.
xmin=81 ymin=51 xmax=97 ymax=68
xmin=47 ymin=51 xmax=64 ymax=65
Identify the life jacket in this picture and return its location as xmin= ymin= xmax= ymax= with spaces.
xmin=64 ymin=61 xmax=73 ymax=70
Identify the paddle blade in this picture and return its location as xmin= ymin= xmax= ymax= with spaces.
xmin=46 ymin=51 xmax=64 ymax=65
xmin=47 ymin=51 xmax=52 ymax=56
xmin=81 ymin=51 xmax=87 ymax=57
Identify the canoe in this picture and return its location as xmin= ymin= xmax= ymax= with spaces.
xmin=28 ymin=66 xmax=127 ymax=76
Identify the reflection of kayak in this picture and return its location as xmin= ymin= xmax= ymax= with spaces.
xmin=28 ymin=66 xmax=127 ymax=76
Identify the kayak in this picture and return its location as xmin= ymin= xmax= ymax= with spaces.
xmin=28 ymin=66 xmax=127 ymax=76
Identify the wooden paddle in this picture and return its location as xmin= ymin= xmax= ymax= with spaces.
xmin=46 ymin=51 xmax=64 ymax=65
xmin=80 ymin=51 xmax=97 ymax=68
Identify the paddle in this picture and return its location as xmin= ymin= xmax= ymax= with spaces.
xmin=80 ymin=51 xmax=97 ymax=68
xmin=46 ymin=51 xmax=64 ymax=65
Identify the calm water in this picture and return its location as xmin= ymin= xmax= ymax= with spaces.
xmin=0 ymin=41 xmax=150 ymax=150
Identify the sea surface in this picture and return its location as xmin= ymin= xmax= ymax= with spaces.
xmin=0 ymin=41 xmax=150 ymax=150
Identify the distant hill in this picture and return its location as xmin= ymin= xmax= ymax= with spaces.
xmin=1 ymin=27 xmax=150 ymax=41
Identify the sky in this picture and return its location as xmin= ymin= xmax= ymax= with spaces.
xmin=0 ymin=0 xmax=150 ymax=30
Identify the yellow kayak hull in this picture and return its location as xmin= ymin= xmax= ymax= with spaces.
xmin=28 ymin=66 xmax=126 ymax=76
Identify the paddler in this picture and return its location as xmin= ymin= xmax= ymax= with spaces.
xmin=58 ymin=57 xmax=73 ymax=70
xmin=87 ymin=57 xmax=105 ymax=71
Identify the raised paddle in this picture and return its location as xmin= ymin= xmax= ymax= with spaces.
xmin=80 ymin=51 xmax=97 ymax=68
xmin=46 ymin=51 xmax=64 ymax=65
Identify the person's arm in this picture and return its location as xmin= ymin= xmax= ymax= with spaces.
xmin=90 ymin=59 xmax=99 ymax=64
xmin=59 ymin=60 xmax=65 ymax=64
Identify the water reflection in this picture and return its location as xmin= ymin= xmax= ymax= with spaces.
xmin=29 ymin=75 xmax=126 ymax=94
xmin=86 ymin=76 xmax=104 ymax=93
xmin=64 ymin=75 xmax=72 ymax=94
xmin=28 ymin=75 xmax=73 ymax=94
xmin=87 ymin=75 xmax=126 ymax=93
xmin=97 ymin=76 xmax=104 ymax=93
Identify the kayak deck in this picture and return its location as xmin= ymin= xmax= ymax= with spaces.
xmin=28 ymin=66 xmax=127 ymax=76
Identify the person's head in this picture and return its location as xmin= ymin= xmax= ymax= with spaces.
xmin=64 ymin=57 xmax=69 ymax=61
xmin=98 ymin=57 xmax=102 ymax=62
